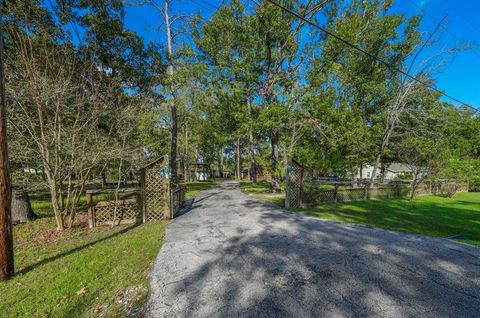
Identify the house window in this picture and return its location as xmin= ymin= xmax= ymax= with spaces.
xmin=366 ymin=172 xmax=371 ymax=178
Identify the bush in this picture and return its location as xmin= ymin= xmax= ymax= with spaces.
xmin=469 ymin=177 xmax=480 ymax=192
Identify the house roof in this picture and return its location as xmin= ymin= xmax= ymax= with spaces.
xmin=386 ymin=163 xmax=411 ymax=172
xmin=361 ymin=163 xmax=413 ymax=173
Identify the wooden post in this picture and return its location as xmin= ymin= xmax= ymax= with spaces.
xmin=334 ymin=184 xmax=339 ymax=203
xmin=0 ymin=11 xmax=14 ymax=280
xmin=299 ymin=169 xmax=304 ymax=207
xmin=285 ymin=163 xmax=290 ymax=208
xmin=364 ymin=183 xmax=368 ymax=200
xmin=140 ymin=168 xmax=146 ymax=223
xmin=235 ymin=138 xmax=241 ymax=180
xmin=87 ymin=193 xmax=94 ymax=228
xmin=169 ymin=181 xmax=174 ymax=219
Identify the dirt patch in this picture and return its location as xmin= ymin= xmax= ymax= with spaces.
xmin=90 ymin=285 xmax=149 ymax=318
xmin=14 ymin=213 xmax=94 ymax=249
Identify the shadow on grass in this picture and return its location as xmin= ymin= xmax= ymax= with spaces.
xmin=18 ymin=223 xmax=140 ymax=275
xmin=292 ymin=195 xmax=480 ymax=245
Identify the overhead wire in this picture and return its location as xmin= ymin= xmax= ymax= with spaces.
xmin=406 ymin=0 xmax=480 ymax=61
xmin=187 ymin=0 xmax=218 ymax=13
xmin=442 ymin=0 xmax=480 ymax=35
xmin=262 ymin=0 xmax=478 ymax=113
xmin=190 ymin=0 xmax=478 ymax=113
xmin=197 ymin=0 xmax=220 ymax=11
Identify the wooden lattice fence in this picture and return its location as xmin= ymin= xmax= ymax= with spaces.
xmin=87 ymin=188 xmax=140 ymax=227
xmin=88 ymin=155 xmax=186 ymax=228
xmin=285 ymin=159 xmax=304 ymax=208
xmin=301 ymin=180 xmax=468 ymax=206
xmin=141 ymin=156 xmax=171 ymax=222
xmin=285 ymin=159 xmax=469 ymax=208
xmin=171 ymin=184 xmax=186 ymax=218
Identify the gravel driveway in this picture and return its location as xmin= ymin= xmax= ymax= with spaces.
xmin=146 ymin=181 xmax=480 ymax=317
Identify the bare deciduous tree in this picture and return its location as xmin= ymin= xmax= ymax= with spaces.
xmin=6 ymin=28 xmax=118 ymax=230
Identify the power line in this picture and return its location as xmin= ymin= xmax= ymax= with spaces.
xmin=263 ymin=0 xmax=478 ymax=113
xmin=442 ymin=0 xmax=480 ymax=35
xmin=187 ymin=0 xmax=217 ymax=13
xmin=406 ymin=0 xmax=480 ymax=61
xmin=405 ymin=14 xmax=447 ymax=78
xmin=197 ymin=0 xmax=220 ymax=11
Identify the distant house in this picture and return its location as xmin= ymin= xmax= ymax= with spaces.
xmin=22 ymin=167 xmax=43 ymax=175
xmin=355 ymin=163 xmax=416 ymax=181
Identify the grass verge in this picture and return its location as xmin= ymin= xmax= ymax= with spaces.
xmin=2 ymin=179 xmax=219 ymax=317
xmin=241 ymin=181 xmax=480 ymax=247
xmin=241 ymin=180 xmax=285 ymax=206
xmin=2 ymin=216 xmax=168 ymax=317
xmin=185 ymin=180 xmax=219 ymax=198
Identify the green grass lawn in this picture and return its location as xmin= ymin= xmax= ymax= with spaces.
xmin=185 ymin=180 xmax=219 ymax=198
xmin=0 ymin=180 xmax=220 ymax=317
xmin=292 ymin=192 xmax=480 ymax=246
xmin=3 ymin=188 xmax=169 ymax=317
xmin=241 ymin=181 xmax=480 ymax=247
xmin=241 ymin=180 xmax=286 ymax=205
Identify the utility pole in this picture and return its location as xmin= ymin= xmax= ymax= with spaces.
xmin=0 ymin=5 xmax=15 ymax=281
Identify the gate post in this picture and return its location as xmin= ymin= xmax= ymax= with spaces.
xmin=140 ymin=168 xmax=146 ymax=223
xmin=334 ymin=184 xmax=339 ymax=203
xmin=285 ymin=166 xmax=291 ymax=209
xmin=87 ymin=192 xmax=94 ymax=228
xmin=285 ymin=158 xmax=304 ymax=209
xmin=169 ymin=181 xmax=174 ymax=219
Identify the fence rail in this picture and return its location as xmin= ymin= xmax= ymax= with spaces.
xmin=171 ymin=184 xmax=186 ymax=218
xmin=300 ymin=181 xmax=469 ymax=206
xmin=286 ymin=159 xmax=470 ymax=208
xmin=87 ymin=155 xmax=187 ymax=227
xmin=87 ymin=188 xmax=140 ymax=227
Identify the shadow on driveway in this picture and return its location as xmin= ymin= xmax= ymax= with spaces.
xmin=147 ymin=181 xmax=480 ymax=317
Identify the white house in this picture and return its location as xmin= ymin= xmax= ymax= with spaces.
xmin=22 ymin=167 xmax=43 ymax=175
xmin=355 ymin=163 xmax=416 ymax=180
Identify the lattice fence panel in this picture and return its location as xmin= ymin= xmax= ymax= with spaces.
xmin=286 ymin=160 xmax=304 ymax=208
xmin=310 ymin=190 xmax=335 ymax=204
xmin=143 ymin=158 xmax=170 ymax=221
xmin=340 ymin=188 xmax=366 ymax=202
xmin=368 ymin=187 xmax=391 ymax=200
xmin=415 ymin=184 xmax=432 ymax=196
xmin=94 ymin=199 xmax=139 ymax=226
xmin=296 ymin=177 xmax=468 ymax=207
xmin=302 ymin=185 xmax=408 ymax=205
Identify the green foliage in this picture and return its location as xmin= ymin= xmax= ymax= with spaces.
xmin=293 ymin=193 xmax=480 ymax=246
xmin=6 ymin=0 xmax=480 ymax=224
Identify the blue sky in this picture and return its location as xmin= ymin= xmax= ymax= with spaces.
xmin=123 ymin=0 xmax=480 ymax=108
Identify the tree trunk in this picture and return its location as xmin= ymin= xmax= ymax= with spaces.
xmin=165 ymin=0 xmax=178 ymax=184
xmin=183 ymin=124 xmax=188 ymax=182
xmin=247 ymin=98 xmax=256 ymax=183
xmin=45 ymin=168 xmax=64 ymax=231
xmin=409 ymin=171 xmax=420 ymax=200
xmin=101 ymin=172 xmax=107 ymax=188
xmin=12 ymin=189 xmax=37 ymax=223
xmin=235 ymin=138 xmax=241 ymax=180
xmin=247 ymin=132 xmax=251 ymax=181
xmin=219 ymin=147 xmax=224 ymax=178
xmin=271 ymin=128 xmax=280 ymax=192
xmin=370 ymin=152 xmax=382 ymax=187
xmin=0 ymin=13 xmax=14 ymax=280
